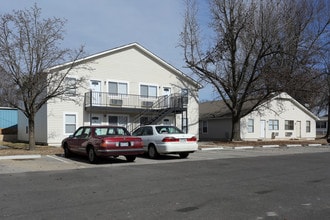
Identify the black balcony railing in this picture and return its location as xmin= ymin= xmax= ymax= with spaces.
xmin=84 ymin=91 xmax=187 ymax=109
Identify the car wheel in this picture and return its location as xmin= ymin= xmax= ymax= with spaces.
xmin=125 ymin=155 xmax=136 ymax=162
xmin=88 ymin=147 xmax=98 ymax=164
xmin=63 ymin=144 xmax=72 ymax=158
xmin=179 ymin=152 xmax=189 ymax=159
xmin=148 ymin=145 xmax=159 ymax=159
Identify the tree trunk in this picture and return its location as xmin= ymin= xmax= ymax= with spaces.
xmin=231 ymin=116 xmax=242 ymax=141
xmin=28 ymin=117 xmax=36 ymax=150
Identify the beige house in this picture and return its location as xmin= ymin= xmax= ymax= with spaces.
xmin=18 ymin=43 xmax=201 ymax=146
xmin=199 ymin=93 xmax=319 ymax=141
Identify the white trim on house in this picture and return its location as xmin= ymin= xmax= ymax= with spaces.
xmin=63 ymin=112 xmax=78 ymax=136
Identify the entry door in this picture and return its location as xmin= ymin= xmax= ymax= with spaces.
xmin=260 ymin=120 xmax=266 ymax=138
xmin=90 ymin=80 xmax=101 ymax=105
xmin=296 ymin=121 xmax=301 ymax=138
xmin=163 ymin=87 xmax=171 ymax=107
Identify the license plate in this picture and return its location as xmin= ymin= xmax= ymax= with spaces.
xmin=180 ymin=139 xmax=186 ymax=143
xmin=119 ymin=142 xmax=129 ymax=147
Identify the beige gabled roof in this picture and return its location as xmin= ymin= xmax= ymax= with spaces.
xmin=50 ymin=42 xmax=202 ymax=89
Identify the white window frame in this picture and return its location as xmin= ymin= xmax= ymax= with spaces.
xmin=139 ymin=83 xmax=158 ymax=98
xmin=269 ymin=119 xmax=279 ymax=131
xmin=108 ymin=80 xmax=129 ymax=96
xmin=306 ymin=120 xmax=311 ymax=133
xmin=285 ymin=120 xmax=294 ymax=130
xmin=64 ymin=76 xmax=77 ymax=96
xmin=63 ymin=112 xmax=78 ymax=135
xmin=248 ymin=119 xmax=254 ymax=133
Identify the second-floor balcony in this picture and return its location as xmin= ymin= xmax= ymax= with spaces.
xmin=84 ymin=91 xmax=187 ymax=112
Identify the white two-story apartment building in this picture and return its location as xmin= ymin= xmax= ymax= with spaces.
xmin=18 ymin=43 xmax=201 ymax=146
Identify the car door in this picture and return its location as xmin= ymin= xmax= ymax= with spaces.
xmin=141 ymin=126 xmax=154 ymax=148
xmin=67 ymin=127 xmax=90 ymax=154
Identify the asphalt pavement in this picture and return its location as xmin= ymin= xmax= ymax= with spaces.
xmin=1 ymin=144 xmax=330 ymax=174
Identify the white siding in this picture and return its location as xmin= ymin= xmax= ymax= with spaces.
xmin=241 ymin=98 xmax=317 ymax=140
xmin=20 ymin=44 xmax=200 ymax=146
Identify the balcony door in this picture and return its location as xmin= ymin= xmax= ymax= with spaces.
xmin=90 ymin=80 xmax=101 ymax=105
xmin=163 ymin=87 xmax=171 ymax=107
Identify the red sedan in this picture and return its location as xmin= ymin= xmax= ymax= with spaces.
xmin=61 ymin=126 xmax=144 ymax=163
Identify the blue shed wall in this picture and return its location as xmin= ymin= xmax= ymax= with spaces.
xmin=0 ymin=108 xmax=18 ymax=128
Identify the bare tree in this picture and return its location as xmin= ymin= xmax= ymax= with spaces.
xmin=0 ymin=4 xmax=86 ymax=150
xmin=181 ymin=0 xmax=330 ymax=141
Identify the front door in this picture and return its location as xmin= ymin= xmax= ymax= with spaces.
xmin=260 ymin=120 xmax=266 ymax=139
xmin=296 ymin=121 xmax=301 ymax=138
xmin=90 ymin=80 xmax=102 ymax=105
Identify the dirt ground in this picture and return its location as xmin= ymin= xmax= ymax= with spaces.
xmin=0 ymin=142 xmax=63 ymax=156
xmin=0 ymin=139 xmax=328 ymax=156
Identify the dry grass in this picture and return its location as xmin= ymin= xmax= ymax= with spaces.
xmin=0 ymin=141 xmax=63 ymax=156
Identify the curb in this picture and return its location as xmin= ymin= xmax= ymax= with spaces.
xmin=0 ymin=155 xmax=41 ymax=160
xmin=199 ymin=144 xmax=329 ymax=151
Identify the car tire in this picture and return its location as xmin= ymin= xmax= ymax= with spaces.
xmin=179 ymin=152 xmax=189 ymax=159
xmin=88 ymin=147 xmax=98 ymax=164
xmin=63 ymin=144 xmax=72 ymax=158
xmin=125 ymin=155 xmax=136 ymax=162
xmin=148 ymin=145 xmax=159 ymax=159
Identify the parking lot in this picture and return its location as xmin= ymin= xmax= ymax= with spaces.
xmin=1 ymin=145 xmax=330 ymax=174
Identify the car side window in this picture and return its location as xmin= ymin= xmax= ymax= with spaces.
xmin=133 ymin=128 xmax=143 ymax=136
xmin=144 ymin=127 xmax=153 ymax=135
xmin=82 ymin=128 xmax=91 ymax=138
xmin=73 ymin=127 xmax=84 ymax=138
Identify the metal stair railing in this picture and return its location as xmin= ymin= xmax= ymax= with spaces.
xmin=124 ymin=94 xmax=184 ymax=133
xmin=121 ymin=95 xmax=168 ymax=132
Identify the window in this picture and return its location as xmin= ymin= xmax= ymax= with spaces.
xmin=140 ymin=84 xmax=157 ymax=98
xmin=108 ymin=81 xmax=128 ymax=95
xmin=306 ymin=121 xmax=311 ymax=133
xmin=202 ymin=121 xmax=208 ymax=133
xmin=108 ymin=115 xmax=128 ymax=126
xmin=285 ymin=120 xmax=294 ymax=130
xmin=269 ymin=120 xmax=279 ymax=130
xmin=65 ymin=77 xmax=77 ymax=96
xmin=65 ymin=114 xmax=77 ymax=134
xmin=316 ymin=121 xmax=327 ymax=129
xmin=182 ymin=118 xmax=188 ymax=133
xmin=247 ymin=119 xmax=254 ymax=133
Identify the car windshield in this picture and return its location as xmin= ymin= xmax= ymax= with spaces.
xmin=155 ymin=126 xmax=184 ymax=134
xmin=94 ymin=127 xmax=130 ymax=136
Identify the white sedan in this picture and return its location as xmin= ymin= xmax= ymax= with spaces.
xmin=132 ymin=125 xmax=198 ymax=159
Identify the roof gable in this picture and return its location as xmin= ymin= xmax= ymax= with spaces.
xmin=50 ymin=42 xmax=201 ymax=89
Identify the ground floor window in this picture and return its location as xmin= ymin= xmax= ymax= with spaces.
xmin=316 ymin=121 xmax=326 ymax=129
xmin=269 ymin=119 xmax=279 ymax=130
xmin=248 ymin=119 xmax=254 ymax=133
xmin=108 ymin=115 xmax=128 ymax=127
xmin=306 ymin=120 xmax=311 ymax=133
xmin=285 ymin=120 xmax=294 ymax=130
xmin=64 ymin=113 xmax=77 ymax=134
xmin=202 ymin=120 xmax=208 ymax=133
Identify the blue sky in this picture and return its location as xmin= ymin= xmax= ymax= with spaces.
xmin=0 ymin=0 xmax=216 ymax=101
